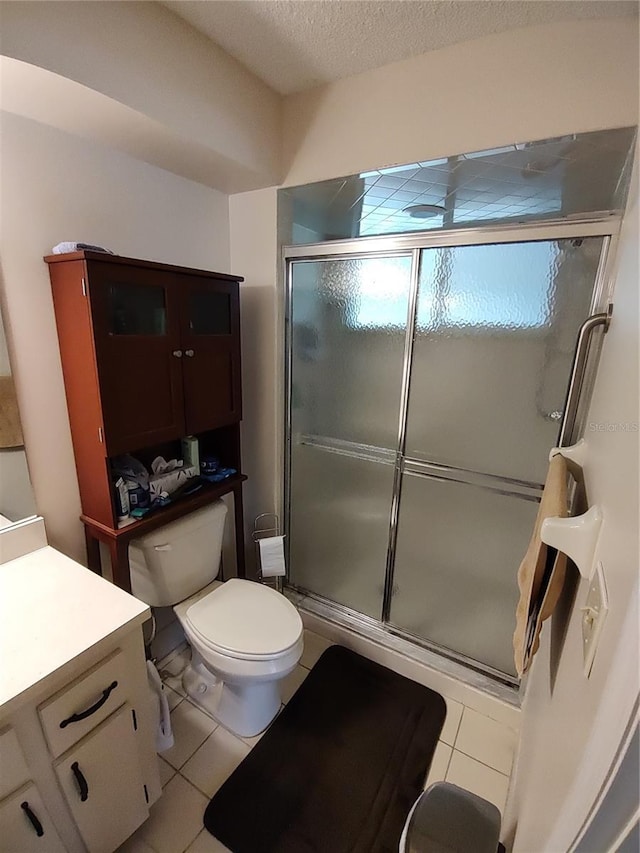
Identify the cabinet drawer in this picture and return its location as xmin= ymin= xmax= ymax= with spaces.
xmin=55 ymin=703 xmax=148 ymax=853
xmin=0 ymin=726 xmax=30 ymax=799
xmin=0 ymin=781 xmax=67 ymax=853
xmin=38 ymin=649 xmax=127 ymax=757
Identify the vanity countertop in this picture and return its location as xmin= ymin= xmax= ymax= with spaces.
xmin=0 ymin=546 xmax=149 ymax=713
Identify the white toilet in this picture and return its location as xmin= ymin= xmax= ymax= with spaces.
xmin=129 ymin=501 xmax=303 ymax=737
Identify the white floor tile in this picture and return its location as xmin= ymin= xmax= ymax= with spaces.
xmin=156 ymin=643 xmax=191 ymax=675
xmin=181 ymin=726 xmax=250 ymax=798
xmin=164 ymin=685 xmax=184 ymax=712
xmin=159 ymin=646 xmax=191 ymax=697
xmin=130 ymin=775 xmax=208 ymax=853
xmin=455 ymin=707 xmax=517 ymax=775
xmin=439 ymin=698 xmax=464 ymax=746
xmin=158 ymin=756 xmax=176 ymax=788
xmin=163 ymin=700 xmax=217 ymax=770
xmin=281 ymin=664 xmax=309 ymax=703
xmin=300 ymin=611 xmax=521 ymax=730
xmin=152 ymin=621 xmax=186 ymax=663
xmin=446 ymin=751 xmax=510 ymax=815
xmin=423 ymin=741 xmax=453 ymax=789
xmin=300 ymin=630 xmax=334 ymax=669
xmin=117 ymin=836 xmax=157 ymax=853
xmin=186 ymin=830 xmax=232 ymax=852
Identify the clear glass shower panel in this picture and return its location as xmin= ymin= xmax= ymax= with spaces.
xmin=289 ymin=444 xmax=395 ymax=618
xmin=390 ymin=473 xmax=539 ymax=676
xmin=404 ymin=238 xmax=604 ymax=484
xmin=288 ymin=256 xmax=412 ymax=615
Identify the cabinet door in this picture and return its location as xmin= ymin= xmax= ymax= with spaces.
xmin=0 ymin=782 xmax=67 ymax=853
xmin=179 ymin=275 xmax=242 ymax=433
xmin=0 ymin=726 xmax=30 ymax=799
xmin=55 ymin=704 xmax=148 ymax=853
xmin=87 ymin=261 xmax=185 ymax=454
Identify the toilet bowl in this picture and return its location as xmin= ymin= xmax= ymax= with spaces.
xmin=129 ymin=502 xmax=303 ymax=737
xmin=176 ymin=579 xmax=303 ymax=736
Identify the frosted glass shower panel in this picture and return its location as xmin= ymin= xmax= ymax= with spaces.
xmin=289 ymin=256 xmax=411 ymax=450
xmin=288 ymin=444 xmax=395 ymax=618
xmin=405 ymin=239 xmax=603 ymax=483
xmin=390 ymin=472 xmax=539 ymax=676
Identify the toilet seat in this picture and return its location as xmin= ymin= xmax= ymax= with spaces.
xmin=184 ymin=579 xmax=303 ymax=662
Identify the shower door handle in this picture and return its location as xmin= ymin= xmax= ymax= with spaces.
xmin=557 ymin=307 xmax=612 ymax=448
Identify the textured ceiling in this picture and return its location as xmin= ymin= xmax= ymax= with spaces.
xmin=162 ymin=0 xmax=638 ymax=95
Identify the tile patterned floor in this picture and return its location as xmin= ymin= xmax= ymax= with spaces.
xmin=118 ymin=631 xmax=518 ymax=852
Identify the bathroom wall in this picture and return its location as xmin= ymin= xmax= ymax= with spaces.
xmin=229 ymin=17 xmax=639 ymax=847
xmin=1 ymin=1 xmax=282 ymax=191
xmin=507 ymin=151 xmax=639 ymax=852
xmin=282 ymin=18 xmax=638 ymax=186
xmin=229 ymin=187 xmax=280 ymax=576
xmin=0 ymin=111 xmax=231 ymax=564
xmin=230 ymin=15 xmax=639 ymax=560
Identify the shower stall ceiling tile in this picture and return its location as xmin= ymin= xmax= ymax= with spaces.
xmin=282 ymin=127 xmax=636 ymax=243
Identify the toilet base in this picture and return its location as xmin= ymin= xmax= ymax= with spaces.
xmin=182 ymin=655 xmax=282 ymax=738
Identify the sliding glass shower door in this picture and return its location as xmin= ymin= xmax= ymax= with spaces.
xmin=389 ymin=238 xmax=603 ymax=676
xmin=286 ymin=233 xmax=607 ymax=678
xmin=288 ymin=256 xmax=411 ymax=618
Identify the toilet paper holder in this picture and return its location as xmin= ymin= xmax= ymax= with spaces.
xmin=253 ymin=513 xmax=285 ymax=592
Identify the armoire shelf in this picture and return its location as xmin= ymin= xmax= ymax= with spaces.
xmin=46 ymin=250 xmax=246 ymax=592
xmin=82 ymin=475 xmax=247 ymax=591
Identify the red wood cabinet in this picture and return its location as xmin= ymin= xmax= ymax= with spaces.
xmin=46 ymin=251 xmax=246 ymax=590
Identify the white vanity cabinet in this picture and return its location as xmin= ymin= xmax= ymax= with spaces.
xmin=55 ymin=704 xmax=149 ymax=852
xmin=0 ymin=781 xmax=67 ymax=852
xmin=0 ymin=546 xmax=162 ymax=852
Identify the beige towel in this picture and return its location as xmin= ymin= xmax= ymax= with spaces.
xmin=0 ymin=374 xmax=24 ymax=449
xmin=513 ymin=454 xmax=568 ymax=676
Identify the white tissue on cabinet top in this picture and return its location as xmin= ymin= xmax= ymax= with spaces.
xmin=51 ymin=242 xmax=114 ymax=254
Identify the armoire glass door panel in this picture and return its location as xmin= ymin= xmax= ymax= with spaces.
xmin=288 ymin=444 xmax=395 ymax=618
xmin=390 ymin=473 xmax=539 ymax=676
xmin=290 ymin=256 xmax=412 ymax=451
xmin=405 ymin=238 xmax=604 ymax=484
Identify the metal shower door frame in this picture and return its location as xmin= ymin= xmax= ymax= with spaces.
xmin=282 ymin=215 xmax=620 ymax=682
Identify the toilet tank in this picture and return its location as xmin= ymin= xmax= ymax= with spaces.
xmin=129 ymin=501 xmax=228 ymax=606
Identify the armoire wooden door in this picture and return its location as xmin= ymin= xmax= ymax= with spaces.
xmin=88 ymin=261 xmax=185 ymax=455
xmin=178 ymin=274 xmax=242 ymax=434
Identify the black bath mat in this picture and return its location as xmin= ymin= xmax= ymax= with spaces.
xmin=204 ymin=645 xmax=446 ymax=853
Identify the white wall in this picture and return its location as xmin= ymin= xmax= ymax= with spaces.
xmin=228 ymin=18 xmax=639 ymax=847
xmin=0 ymin=111 xmax=231 ymax=563
xmin=229 ymin=187 xmax=279 ymax=576
xmin=282 ymin=19 xmax=638 ymax=185
xmin=508 ymin=157 xmax=639 ymax=852
xmin=0 ymin=1 xmax=282 ymax=190
xmin=231 ymin=16 xmax=639 ymax=573
xmin=0 ymin=448 xmax=36 ymax=522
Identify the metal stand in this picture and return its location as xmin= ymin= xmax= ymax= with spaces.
xmin=253 ymin=513 xmax=284 ymax=592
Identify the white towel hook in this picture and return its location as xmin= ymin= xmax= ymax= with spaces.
xmin=549 ymin=438 xmax=588 ymax=468
xmin=540 ymin=504 xmax=603 ymax=580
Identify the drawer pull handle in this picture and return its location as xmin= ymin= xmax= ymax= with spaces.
xmin=21 ymin=802 xmax=44 ymax=837
xmin=59 ymin=681 xmax=118 ymax=728
xmin=71 ymin=762 xmax=89 ymax=802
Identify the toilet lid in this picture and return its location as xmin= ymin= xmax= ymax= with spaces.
xmin=185 ymin=579 xmax=303 ymax=659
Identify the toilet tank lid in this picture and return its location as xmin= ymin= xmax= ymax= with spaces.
xmin=129 ymin=501 xmax=228 ymax=549
xmin=185 ymin=579 xmax=302 ymax=657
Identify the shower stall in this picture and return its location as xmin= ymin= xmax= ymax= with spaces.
xmin=281 ymin=129 xmax=635 ymax=683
